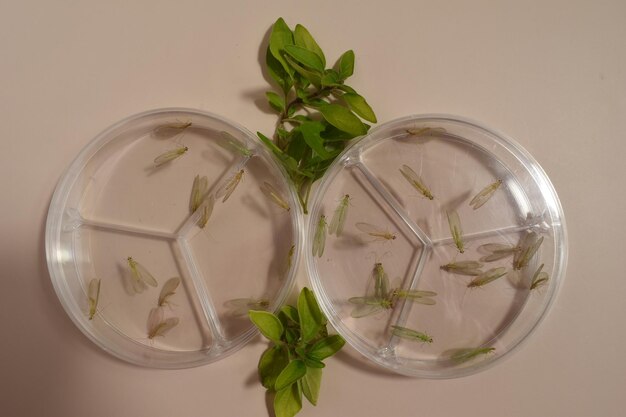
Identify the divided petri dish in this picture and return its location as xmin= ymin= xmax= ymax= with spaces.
xmin=46 ymin=108 xmax=302 ymax=368
xmin=306 ymin=114 xmax=567 ymax=378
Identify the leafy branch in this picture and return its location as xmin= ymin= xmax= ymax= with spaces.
xmin=258 ymin=17 xmax=377 ymax=213
xmin=249 ymin=287 xmax=345 ymax=417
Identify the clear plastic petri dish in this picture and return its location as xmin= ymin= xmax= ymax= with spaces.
xmin=46 ymin=108 xmax=302 ymax=368
xmin=306 ymin=114 xmax=567 ymax=378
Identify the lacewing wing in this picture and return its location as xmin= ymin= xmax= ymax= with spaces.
xmin=467 ymin=267 xmax=507 ymax=288
xmin=127 ymin=257 xmax=158 ymax=293
xmin=260 ymin=181 xmax=290 ymax=211
xmin=225 ymin=298 xmax=270 ymax=316
xmin=88 ymin=278 xmax=100 ymax=320
xmin=446 ymin=210 xmax=465 ymax=253
xmin=448 ymin=347 xmax=495 ymax=364
xmin=153 ymin=146 xmax=188 ymax=166
xmin=147 ymin=307 xmax=179 ymax=339
xmin=469 ymin=179 xmax=502 ymax=210
xmin=390 ymin=325 xmax=433 ymax=343
xmin=158 ymin=277 xmax=181 ymax=307
xmin=530 ymin=263 xmax=549 ymax=290
xmin=153 ymin=121 xmax=192 ymax=138
xmin=189 ymin=175 xmax=209 ymax=213
xmin=312 ymin=215 xmax=328 ymax=258
xmin=328 ymin=194 xmax=350 ymax=236
xmin=440 ymin=261 xmax=483 ymax=276
xmin=355 ymin=222 xmax=396 ymax=241
xmin=399 ymin=164 xmax=434 ymax=200
xmin=216 ymin=169 xmax=244 ymax=203
xmin=219 ymin=131 xmax=253 ymax=158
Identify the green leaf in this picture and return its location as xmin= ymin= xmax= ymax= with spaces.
xmin=285 ymin=129 xmax=307 ymax=161
xmin=274 ymin=383 xmax=302 ymax=417
xmin=257 ymin=131 xmax=283 ymax=154
xmin=342 ymin=93 xmax=377 ymax=123
xmin=258 ymin=345 xmax=289 ymax=390
xmin=269 ymin=17 xmax=294 ymax=76
xmin=284 ymin=55 xmax=322 ymax=86
xmin=300 ymin=121 xmax=332 ymax=159
xmin=275 ymin=359 xmax=307 ymax=391
xmin=335 ymin=84 xmax=356 ymax=94
xmin=318 ymin=104 xmax=367 ymax=136
xmin=248 ymin=310 xmax=284 ymax=343
xmin=284 ymin=45 xmax=325 ymax=73
xmin=266 ymin=47 xmax=293 ymax=94
xmin=266 ymin=91 xmax=285 ymax=113
xmin=294 ymin=24 xmax=326 ymax=67
xmin=285 ymin=327 xmax=299 ymax=344
xmin=321 ymin=69 xmax=341 ymax=87
xmin=303 ymin=355 xmax=325 ymax=369
xmin=280 ymin=305 xmax=299 ymax=323
xmin=308 ymin=335 xmax=346 ymax=360
xmin=337 ymin=50 xmax=355 ymax=79
xmin=298 ymin=287 xmax=324 ymax=343
xmin=301 ymin=367 xmax=322 ymax=406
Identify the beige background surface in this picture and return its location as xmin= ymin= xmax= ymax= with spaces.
xmin=1 ymin=1 xmax=625 ymax=416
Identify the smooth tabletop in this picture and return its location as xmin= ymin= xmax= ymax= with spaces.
xmin=1 ymin=1 xmax=625 ymax=416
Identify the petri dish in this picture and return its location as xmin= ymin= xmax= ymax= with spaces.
xmin=46 ymin=108 xmax=302 ymax=368
xmin=306 ymin=114 xmax=567 ymax=378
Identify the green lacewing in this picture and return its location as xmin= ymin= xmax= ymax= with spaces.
xmin=127 ymin=257 xmax=158 ymax=293
xmin=312 ymin=215 xmax=328 ymax=257
xmin=399 ymin=164 xmax=434 ymax=200
xmin=153 ymin=146 xmax=188 ymax=166
xmin=147 ymin=307 xmax=179 ymax=339
xmin=469 ymin=179 xmax=502 ymax=210
xmin=328 ymin=194 xmax=350 ymax=236
xmin=88 ymin=278 xmax=100 ymax=320
xmin=390 ymin=325 xmax=433 ymax=343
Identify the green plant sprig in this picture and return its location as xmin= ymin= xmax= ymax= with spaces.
xmin=258 ymin=17 xmax=377 ymax=213
xmin=249 ymin=287 xmax=345 ymax=417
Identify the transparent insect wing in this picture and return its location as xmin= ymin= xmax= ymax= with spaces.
xmin=217 ymin=169 xmax=244 ymax=203
xmin=198 ymin=194 xmax=215 ymax=228
xmin=153 ymin=121 xmax=192 ymax=138
xmin=154 ymin=146 xmax=188 ymax=166
xmin=312 ymin=215 xmax=327 ymax=258
xmin=441 ymin=261 xmax=483 ymax=275
xmin=398 ymin=289 xmax=437 ymax=305
xmin=405 ymin=127 xmax=447 ymax=136
xmin=328 ymin=195 xmax=350 ymax=236
xmin=226 ymin=298 xmax=269 ymax=316
xmin=449 ymin=347 xmax=495 ymax=364
xmin=88 ymin=278 xmax=101 ymax=320
xmin=355 ymin=222 xmax=396 ymax=241
xmin=468 ymin=267 xmax=507 ymax=288
xmin=480 ymin=251 xmax=516 ymax=262
xmin=390 ymin=325 xmax=432 ymax=343
xmin=219 ymin=131 xmax=253 ymax=157
xmin=128 ymin=257 xmax=158 ymax=288
xmin=158 ymin=277 xmax=181 ymax=307
xmin=260 ymin=181 xmax=290 ymax=211
xmin=399 ymin=164 xmax=434 ymax=200
xmin=189 ymin=175 xmax=209 ymax=213
xmin=530 ymin=263 xmax=549 ymax=290
xmin=514 ymin=233 xmax=543 ymax=270
xmin=348 ymin=297 xmax=384 ymax=318
xmin=479 ymin=243 xmax=512 ymax=253
xmin=446 ymin=210 xmax=465 ymax=253
xmin=469 ymin=179 xmax=502 ymax=210
xmin=147 ymin=307 xmax=179 ymax=339
xmin=373 ymin=263 xmax=389 ymax=299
